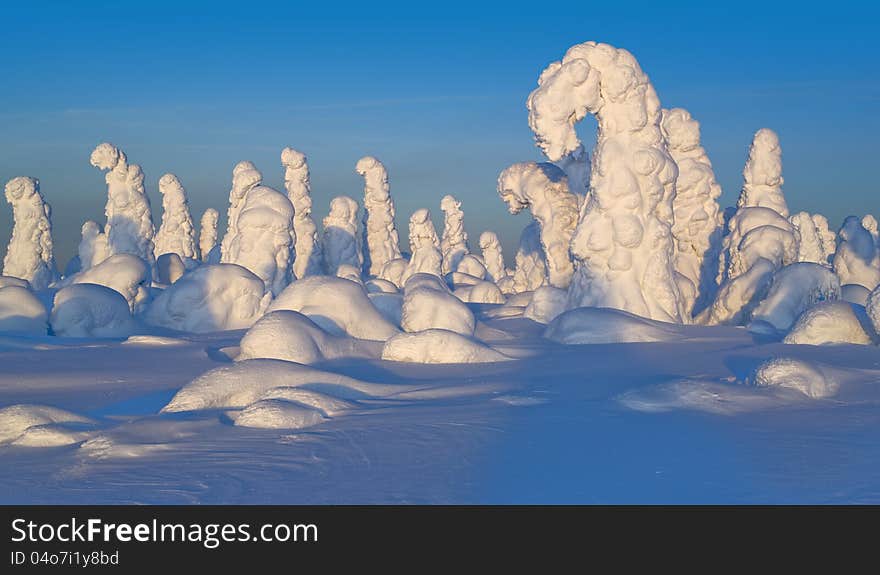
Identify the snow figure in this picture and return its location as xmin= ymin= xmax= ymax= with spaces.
xmin=77 ymin=221 xmax=110 ymax=271
xmin=440 ymin=195 xmax=469 ymax=275
xmin=737 ymin=129 xmax=788 ymax=218
xmin=660 ymin=108 xmax=723 ymax=316
xmin=789 ymin=212 xmax=832 ymax=265
xmin=222 ymin=165 xmax=296 ymax=296
xmin=401 ymin=209 xmax=442 ymax=285
xmin=2 ymin=176 xmax=58 ymax=290
xmin=527 ymin=42 xmax=684 ymax=322
xmin=512 ymin=221 xmax=548 ymax=293
xmin=552 ymin=144 xmax=589 ymax=206
xmin=153 ymin=173 xmax=197 ymax=261
xmin=497 ymin=162 xmax=578 ymax=289
xmin=833 ymin=216 xmax=880 ymax=290
xmin=812 ymin=214 xmax=837 ymax=262
xmin=199 ymin=208 xmax=220 ymax=263
xmin=220 ymin=160 xmax=260 ymax=260
xmin=478 ymin=231 xmax=508 ymax=285
xmin=357 ymin=156 xmax=401 ymax=276
xmin=281 ymin=147 xmax=323 ymax=279
xmin=322 ymin=196 xmax=362 ymax=275
xmin=89 ymin=143 xmax=156 ymax=272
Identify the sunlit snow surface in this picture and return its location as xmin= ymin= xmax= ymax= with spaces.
xmin=1 ymin=304 xmax=879 ymax=504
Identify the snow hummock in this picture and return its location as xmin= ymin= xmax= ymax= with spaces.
xmin=322 ymin=196 xmax=362 ymax=275
xmin=143 ymin=264 xmax=271 ymax=333
xmin=357 ymin=156 xmax=401 ymax=276
xmin=90 ymin=143 xmax=156 ymax=274
xmin=401 ymin=273 xmax=475 ymax=335
xmin=0 ymin=404 xmax=95 ymax=446
xmin=545 ymin=307 xmax=685 ymax=344
xmin=3 ymin=176 xmax=58 ymax=290
xmin=61 ymin=253 xmax=151 ymax=312
xmin=783 ymin=301 xmax=872 ymax=346
xmin=455 ymin=255 xmax=487 ymax=280
xmin=198 ymin=208 xmax=220 ymax=263
xmin=77 ymin=221 xmax=110 ymax=271
xmin=50 ymin=283 xmax=136 ymax=338
xmin=237 ymin=310 xmax=379 ymax=365
xmin=440 ymin=195 xmax=469 ymax=275
xmin=268 ymin=276 xmax=399 ymax=341
xmin=453 ymin=280 xmax=506 ymax=304
xmin=737 ymin=129 xmax=789 ymax=218
xmin=382 ymin=329 xmax=511 ymax=364
xmin=528 ymin=41 xmax=683 ymax=322
xmin=230 ymin=399 xmax=328 ymax=430
xmin=523 ymin=285 xmax=568 ymax=324
xmin=833 ymin=216 xmax=880 ymax=291
xmin=153 ymin=173 xmax=197 ymax=261
xmin=401 ymin=208 xmax=442 ymax=285
xmin=749 ymin=357 xmax=837 ymax=399
xmin=511 ymin=221 xmax=547 ymax=293
xmin=497 ymin=162 xmax=578 ymax=288
xmin=0 ymin=285 xmax=48 ymax=335
xmin=750 ymin=263 xmax=840 ymax=332
xmin=282 ymin=148 xmax=323 ymax=279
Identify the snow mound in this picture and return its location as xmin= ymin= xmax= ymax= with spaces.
xmin=0 ymin=404 xmax=95 ymax=445
xmin=156 ymin=252 xmax=186 ymax=285
xmin=842 ymin=284 xmax=870 ymax=306
xmin=268 ymin=276 xmax=399 ymax=341
xmin=523 ymin=286 xmax=567 ymax=324
xmin=401 ymin=274 xmax=475 ymax=335
xmin=143 ymin=264 xmax=271 ymax=333
xmin=454 ymin=281 xmax=505 ymax=304
xmin=381 ymin=329 xmax=511 ymax=364
xmin=255 ymin=387 xmax=357 ymax=416
xmin=50 ymin=284 xmax=136 ymax=338
xmin=750 ymin=263 xmax=840 ymax=332
xmin=545 ymin=307 xmax=683 ymax=344
xmin=455 ymin=254 xmax=487 ymax=279
xmin=230 ymin=399 xmax=329 ymax=430
xmin=749 ymin=357 xmax=838 ymax=399
xmin=0 ymin=286 xmax=47 ymax=335
xmin=365 ymin=278 xmax=398 ymax=294
xmin=61 ymin=253 xmax=150 ymax=312
xmin=0 ymin=276 xmax=29 ymax=289
xmin=783 ymin=302 xmax=872 ymax=346
xmin=335 ymin=263 xmax=363 ymax=285
xmin=368 ymin=292 xmax=403 ymax=327
xmin=237 ymin=310 xmax=379 ymax=365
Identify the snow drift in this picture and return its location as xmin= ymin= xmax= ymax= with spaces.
xmin=50 ymin=283 xmax=136 ymax=338
xmin=381 ymin=329 xmax=511 ymax=364
xmin=0 ymin=285 xmax=48 ymax=335
xmin=783 ymin=302 xmax=872 ymax=346
xmin=61 ymin=253 xmax=151 ymax=313
xmin=749 ymin=357 xmax=837 ymax=399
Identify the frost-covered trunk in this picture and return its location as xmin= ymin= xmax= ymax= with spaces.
xmin=440 ymin=195 xmax=469 ymax=275
xmin=2 ymin=176 xmax=58 ymax=290
xmin=357 ymin=156 xmax=400 ymax=277
xmin=527 ymin=42 xmax=684 ymax=322
xmin=282 ymin=148 xmax=323 ymax=279
xmin=198 ymin=209 xmax=219 ymax=263
xmin=154 ymin=173 xmax=197 ymax=261
xmin=322 ymin=196 xmax=362 ymax=275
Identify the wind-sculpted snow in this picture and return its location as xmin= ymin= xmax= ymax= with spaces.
xmin=237 ymin=310 xmax=381 ymax=365
xmin=401 ymin=273 xmax=475 ymax=335
xmin=527 ymin=41 xmax=683 ymax=322
xmin=154 ymin=173 xmax=197 ymax=261
xmin=833 ymin=216 xmax=880 ymax=290
xmin=0 ymin=285 xmax=48 ymax=335
xmin=523 ymin=286 xmax=567 ymax=324
xmin=440 ymin=195 xmax=468 ymax=275
xmin=511 ymin=222 xmax=547 ymax=293
xmin=282 ymin=148 xmax=323 ymax=279
xmin=198 ymin=208 xmax=220 ymax=263
xmin=357 ymin=156 xmax=400 ymax=276
xmin=737 ymin=129 xmax=788 ymax=218
xmin=783 ymin=301 xmax=872 ymax=346
xmin=0 ymin=404 xmax=95 ymax=446
xmin=382 ymin=329 xmax=511 ymax=364
xmin=749 ymin=357 xmax=837 ymax=399
xmin=268 ymin=276 xmax=399 ymax=341
xmin=61 ymin=253 xmax=150 ymax=312
xmin=90 ymin=143 xmax=156 ymax=274
xmin=50 ymin=284 xmax=136 ymax=338
xmin=660 ymin=108 xmax=723 ymax=315
xmin=401 ymin=208 xmax=442 ymax=285
xmin=3 ymin=177 xmax=58 ymax=290
xmin=497 ymin=162 xmax=577 ymax=288
xmin=220 ymin=160 xmax=259 ymax=260
xmin=545 ymin=307 xmax=690 ymax=344
xmin=790 ymin=212 xmax=833 ymax=265
xmin=750 ymin=263 xmax=840 ymax=332
xmin=77 ymin=221 xmax=110 ymax=271
xmin=143 ymin=264 xmax=271 ymax=333
xmin=478 ymin=231 xmax=508 ymax=285
xmin=322 ymin=196 xmax=362 ymax=275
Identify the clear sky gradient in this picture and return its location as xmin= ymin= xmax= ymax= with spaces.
xmin=1 ymin=0 xmax=877 ymax=265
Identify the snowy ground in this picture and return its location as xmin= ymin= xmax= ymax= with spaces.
xmin=2 ymin=305 xmax=879 ymax=504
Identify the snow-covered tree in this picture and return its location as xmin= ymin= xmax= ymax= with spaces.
xmin=862 ymin=214 xmax=879 ymax=247
xmin=154 ymin=173 xmax=197 ymax=261
xmin=660 ymin=108 xmax=723 ymax=315
xmin=77 ymin=221 xmax=110 ymax=271
xmin=790 ymin=212 xmax=832 ymax=265
xmin=357 ymin=156 xmax=401 ymax=276
xmin=833 ymin=216 xmax=880 ymax=290
xmin=552 ymin=143 xmax=589 ymax=206
xmin=440 ymin=195 xmax=468 ymax=275
xmin=737 ymin=129 xmax=788 ymax=218
xmin=512 ymin=221 xmax=548 ymax=293
xmin=322 ymin=196 xmax=362 ymax=275
xmin=402 ymin=208 xmax=442 ymax=284
xmin=478 ymin=231 xmax=508 ymax=286
xmin=281 ymin=147 xmax=322 ymax=279
xmin=90 ymin=143 xmax=156 ymax=272
xmin=812 ymin=214 xmax=837 ymax=261
xmin=527 ymin=42 xmax=684 ymax=321
xmin=220 ymin=160 xmax=260 ymax=261
xmin=2 ymin=176 xmax=58 ymax=290
xmin=497 ymin=162 xmax=578 ymax=289
xmin=199 ymin=208 xmax=220 ymax=263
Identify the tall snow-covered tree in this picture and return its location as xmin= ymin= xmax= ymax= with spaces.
xmin=154 ymin=173 xmax=197 ymax=261
xmin=2 ymin=176 xmax=58 ymax=290
xmin=281 ymin=148 xmax=323 ymax=279
xmin=357 ymin=156 xmax=400 ymax=276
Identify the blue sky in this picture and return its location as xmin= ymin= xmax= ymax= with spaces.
xmin=1 ymin=0 xmax=877 ymax=265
